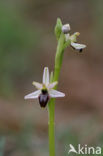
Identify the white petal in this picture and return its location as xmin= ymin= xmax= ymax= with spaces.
xmin=24 ymin=90 xmax=41 ymax=99
xmin=47 ymin=81 xmax=58 ymax=89
xmin=49 ymin=89 xmax=65 ymax=98
xmin=43 ymin=67 xmax=49 ymax=85
xmin=71 ymin=42 xmax=86 ymax=50
xmin=32 ymin=81 xmax=43 ymax=89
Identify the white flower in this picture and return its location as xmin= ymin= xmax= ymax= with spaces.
xmin=70 ymin=32 xmax=86 ymax=52
xmin=24 ymin=67 xmax=65 ymax=107
xmin=62 ymin=24 xmax=86 ymax=52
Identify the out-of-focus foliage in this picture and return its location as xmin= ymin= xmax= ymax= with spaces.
xmin=0 ymin=137 xmax=5 ymax=156
xmin=0 ymin=3 xmax=40 ymax=97
xmin=91 ymin=0 xmax=103 ymax=41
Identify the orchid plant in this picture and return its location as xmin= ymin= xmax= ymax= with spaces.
xmin=24 ymin=18 xmax=86 ymax=156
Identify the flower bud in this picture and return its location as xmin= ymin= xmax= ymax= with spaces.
xmin=62 ymin=24 xmax=70 ymax=34
xmin=55 ymin=18 xmax=62 ymax=40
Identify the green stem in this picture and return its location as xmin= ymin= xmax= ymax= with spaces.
xmin=48 ymin=32 xmax=68 ymax=156
xmin=53 ymin=33 xmax=65 ymax=83
xmin=48 ymin=98 xmax=55 ymax=156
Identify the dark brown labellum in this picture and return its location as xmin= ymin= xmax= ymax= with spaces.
xmin=79 ymin=48 xmax=83 ymax=53
xmin=39 ymin=90 xmax=49 ymax=107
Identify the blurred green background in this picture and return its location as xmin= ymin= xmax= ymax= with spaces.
xmin=0 ymin=0 xmax=103 ymax=156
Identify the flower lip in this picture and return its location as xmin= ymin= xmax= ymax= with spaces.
xmin=39 ymin=92 xmax=49 ymax=108
xmin=79 ymin=49 xmax=83 ymax=53
xmin=71 ymin=42 xmax=86 ymax=51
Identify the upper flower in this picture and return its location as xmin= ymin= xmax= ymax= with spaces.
xmin=24 ymin=67 xmax=65 ymax=107
xmin=62 ymin=24 xmax=86 ymax=52
xmin=62 ymin=24 xmax=70 ymax=34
